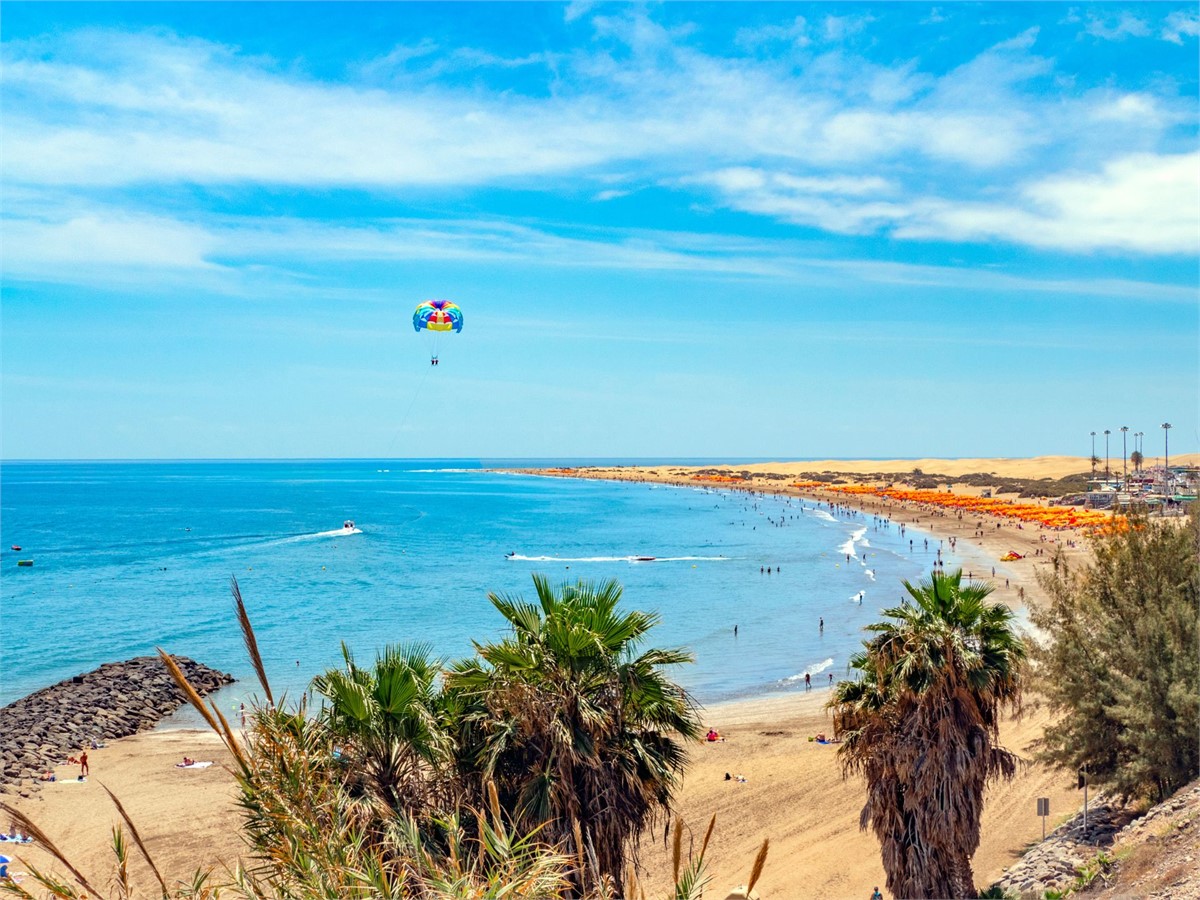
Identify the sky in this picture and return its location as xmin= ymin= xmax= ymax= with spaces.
xmin=2 ymin=2 xmax=1197 ymax=460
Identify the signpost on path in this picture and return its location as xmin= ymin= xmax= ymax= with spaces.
xmin=1037 ymin=797 xmax=1050 ymax=840
xmin=1078 ymin=765 xmax=1089 ymax=828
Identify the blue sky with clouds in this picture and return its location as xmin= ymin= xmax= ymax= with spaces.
xmin=2 ymin=2 xmax=1197 ymax=460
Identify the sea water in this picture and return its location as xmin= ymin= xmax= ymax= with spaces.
xmin=0 ymin=460 xmax=947 ymax=712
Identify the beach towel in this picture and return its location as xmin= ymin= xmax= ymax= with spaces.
xmin=176 ymin=761 xmax=214 ymax=769
xmin=50 ymin=777 xmax=87 ymax=785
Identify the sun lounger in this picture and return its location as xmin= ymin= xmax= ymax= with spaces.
xmin=175 ymin=761 xmax=214 ymax=769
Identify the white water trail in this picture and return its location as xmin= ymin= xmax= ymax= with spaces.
xmin=506 ymin=554 xmax=733 ymax=563
xmin=781 ymin=657 xmax=835 ymax=683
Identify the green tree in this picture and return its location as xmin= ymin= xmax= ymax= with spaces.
xmin=312 ymin=641 xmax=454 ymax=820
xmin=1129 ymin=450 xmax=1144 ymax=472
xmin=446 ymin=575 xmax=701 ymax=894
xmin=829 ymin=570 xmax=1026 ymax=899
xmin=1030 ymin=511 xmax=1199 ymax=802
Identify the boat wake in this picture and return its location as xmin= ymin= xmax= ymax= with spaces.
xmin=506 ymin=554 xmax=732 ymax=563
xmin=279 ymin=527 xmax=363 ymax=543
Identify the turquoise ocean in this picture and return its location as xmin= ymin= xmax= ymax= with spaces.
xmin=1 ymin=460 xmax=953 ymax=716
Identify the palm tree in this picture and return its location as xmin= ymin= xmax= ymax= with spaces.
xmin=1130 ymin=450 xmax=1143 ymax=473
xmin=312 ymin=641 xmax=454 ymax=820
xmin=829 ymin=570 xmax=1026 ymax=899
xmin=446 ymin=574 xmax=701 ymax=894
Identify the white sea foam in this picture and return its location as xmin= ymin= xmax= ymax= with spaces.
xmin=810 ymin=510 xmax=837 ymax=523
xmin=506 ymin=554 xmax=732 ymax=563
xmin=865 ymin=569 xmax=876 ymax=581
xmin=837 ymin=526 xmax=868 ymax=558
xmin=781 ymin=657 xmax=835 ymax=683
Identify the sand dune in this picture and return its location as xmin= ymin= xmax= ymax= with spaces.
xmin=571 ymin=453 xmax=1199 ymax=482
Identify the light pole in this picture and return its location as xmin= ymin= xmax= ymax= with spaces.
xmin=1136 ymin=432 xmax=1143 ymax=469
xmin=1120 ymin=426 xmax=1129 ymax=486
xmin=1104 ymin=429 xmax=1111 ymax=481
xmin=1090 ymin=431 xmax=1097 ymax=478
xmin=1162 ymin=423 xmax=1172 ymax=500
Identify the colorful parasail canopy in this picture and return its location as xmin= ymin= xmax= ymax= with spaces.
xmin=413 ymin=300 xmax=463 ymax=333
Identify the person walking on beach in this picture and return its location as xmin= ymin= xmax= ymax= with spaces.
xmin=79 ymin=750 xmax=88 ymax=777
xmin=240 ymin=703 xmax=247 ymax=727
xmin=804 ymin=672 xmax=811 ymax=691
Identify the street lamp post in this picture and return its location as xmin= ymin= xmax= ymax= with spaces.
xmin=1090 ymin=432 xmax=1097 ymax=478
xmin=1120 ymin=426 xmax=1129 ymax=486
xmin=1104 ymin=430 xmax=1111 ymax=481
xmin=1162 ymin=423 xmax=1172 ymax=501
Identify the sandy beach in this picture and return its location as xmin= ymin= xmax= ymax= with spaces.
xmin=3 ymin=700 xmax=1079 ymax=898
xmin=636 ymin=691 xmax=1085 ymax=896
xmin=8 ymin=454 xmax=1183 ymax=896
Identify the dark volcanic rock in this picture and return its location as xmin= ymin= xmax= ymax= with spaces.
xmin=0 ymin=656 xmax=233 ymax=788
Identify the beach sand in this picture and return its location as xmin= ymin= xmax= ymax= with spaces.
xmin=6 ymin=454 xmax=1155 ymax=896
xmin=636 ymin=693 xmax=1078 ymax=897
xmin=3 ymin=701 xmax=1078 ymax=898
xmin=2 ymin=730 xmax=242 ymax=892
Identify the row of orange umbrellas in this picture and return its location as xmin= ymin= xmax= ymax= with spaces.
xmin=818 ymin=485 xmax=1120 ymax=531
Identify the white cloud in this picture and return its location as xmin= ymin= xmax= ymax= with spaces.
xmin=1161 ymin=10 xmax=1200 ymax=43
xmin=563 ymin=1 xmax=595 ymax=24
xmin=734 ymin=16 xmax=809 ymax=50
xmin=1088 ymin=91 xmax=1166 ymax=125
xmin=903 ymin=153 xmax=1200 ymax=254
xmin=821 ymin=14 xmax=875 ymax=42
xmin=0 ymin=23 xmax=1068 ymax=193
xmin=5 ymin=199 xmax=1193 ymax=300
xmin=3 ymin=211 xmax=220 ymax=271
xmin=1 ymin=15 xmax=1194 ymax=262
xmin=699 ymin=153 xmax=1200 ymax=255
xmin=1083 ymin=12 xmax=1151 ymax=41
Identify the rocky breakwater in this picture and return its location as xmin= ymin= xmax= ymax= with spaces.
xmin=0 ymin=656 xmax=233 ymax=794
xmin=990 ymin=793 xmax=1137 ymax=898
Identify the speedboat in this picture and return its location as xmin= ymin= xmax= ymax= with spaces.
xmin=10 ymin=545 xmax=20 ymax=552
xmin=632 ymin=556 xmax=657 ymax=562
